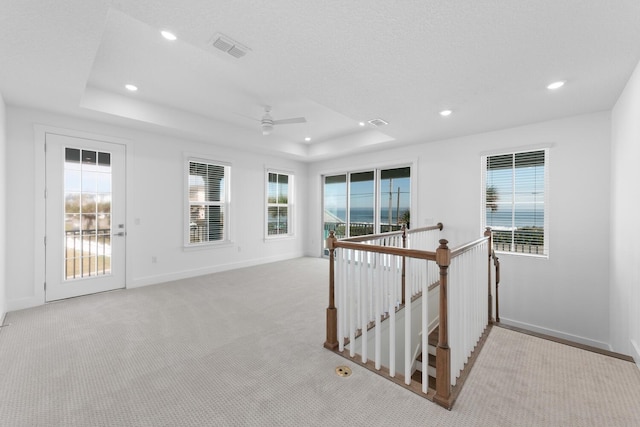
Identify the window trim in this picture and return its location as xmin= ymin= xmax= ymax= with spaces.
xmin=481 ymin=147 xmax=549 ymax=258
xmin=184 ymin=156 xmax=231 ymax=248
xmin=265 ymin=169 xmax=294 ymax=239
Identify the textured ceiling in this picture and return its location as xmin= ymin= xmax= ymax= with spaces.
xmin=1 ymin=0 xmax=640 ymax=161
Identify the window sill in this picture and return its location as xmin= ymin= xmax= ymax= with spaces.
xmin=264 ymin=235 xmax=296 ymax=242
xmin=183 ymin=241 xmax=234 ymax=251
xmin=494 ymin=250 xmax=548 ymax=259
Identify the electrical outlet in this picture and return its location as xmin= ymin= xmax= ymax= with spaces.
xmin=151 ymin=256 xmax=157 ymax=263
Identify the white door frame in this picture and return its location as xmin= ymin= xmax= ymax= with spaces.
xmin=30 ymin=125 xmax=133 ymax=308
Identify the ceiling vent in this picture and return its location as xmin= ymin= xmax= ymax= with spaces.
xmin=368 ymin=118 xmax=388 ymax=127
xmin=211 ymin=33 xmax=250 ymax=58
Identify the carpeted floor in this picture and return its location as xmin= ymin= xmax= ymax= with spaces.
xmin=1 ymin=257 xmax=639 ymax=426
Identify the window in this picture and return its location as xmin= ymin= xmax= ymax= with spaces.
xmin=483 ymin=149 xmax=547 ymax=256
xmin=186 ymin=159 xmax=230 ymax=245
xmin=266 ymin=171 xmax=293 ymax=237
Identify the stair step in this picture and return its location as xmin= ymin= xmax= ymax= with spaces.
xmin=411 ymin=369 xmax=436 ymax=390
xmin=428 ymin=326 xmax=439 ymax=347
xmin=415 ymin=352 xmax=436 ymax=368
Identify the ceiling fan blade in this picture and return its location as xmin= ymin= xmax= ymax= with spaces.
xmin=273 ymin=117 xmax=307 ymax=125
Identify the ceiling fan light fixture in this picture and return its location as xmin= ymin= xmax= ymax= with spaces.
xmin=262 ymin=123 xmax=273 ymax=135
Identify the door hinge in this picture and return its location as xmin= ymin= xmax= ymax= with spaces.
xmin=44 ymin=188 xmax=47 ymax=198
xmin=44 ymin=282 xmax=46 ymax=291
xmin=44 ymin=236 xmax=46 ymax=246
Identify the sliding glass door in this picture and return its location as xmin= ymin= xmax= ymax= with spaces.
xmin=323 ymin=166 xmax=411 ymax=254
xmin=379 ymin=167 xmax=411 ymax=232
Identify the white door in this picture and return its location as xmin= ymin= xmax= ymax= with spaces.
xmin=45 ymin=133 xmax=126 ymax=301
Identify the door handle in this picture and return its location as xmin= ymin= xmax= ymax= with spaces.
xmin=115 ymin=231 xmax=126 ymax=237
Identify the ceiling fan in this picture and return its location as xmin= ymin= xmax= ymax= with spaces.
xmin=260 ymin=106 xmax=306 ymax=135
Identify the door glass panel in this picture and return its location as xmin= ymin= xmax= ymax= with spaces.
xmin=64 ymin=147 xmax=113 ymax=280
xmin=349 ymin=171 xmax=374 ymax=237
xmin=379 ymin=167 xmax=411 ymax=232
xmin=323 ymin=175 xmax=347 ymax=242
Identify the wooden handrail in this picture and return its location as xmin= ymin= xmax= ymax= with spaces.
xmin=333 ymin=240 xmax=437 ymax=261
xmin=341 ymin=230 xmax=403 ymax=242
xmin=340 ymin=222 xmax=444 ymax=243
xmin=406 ymin=222 xmax=444 ymax=235
xmin=450 ymin=236 xmax=490 ymax=258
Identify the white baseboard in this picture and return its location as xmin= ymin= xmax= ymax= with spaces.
xmin=6 ymin=296 xmax=44 ymax=312
xmin=499 ymin=317 xmax=611 ymax=351
xmin=5 ymin=254 xmax=304 ymax=312
xmin=128 ymin=252 xmax=304 ymax=289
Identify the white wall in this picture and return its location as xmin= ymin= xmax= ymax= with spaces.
xmin=0 ymin=93 xmax=6 ymax=322
xmin=611 ymin=59 xmax=640 ymax=363
xmin=6 ymin=107 xmax=307 ymax=310
xmin=308 ymin=112 xmax=612 ymax=349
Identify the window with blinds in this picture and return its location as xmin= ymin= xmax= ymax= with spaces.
xmin=266 ymin=171 xmax=293 ymax=237
xmin=483 ymin=149 xmax=547 ymax=256
xmin=187 ymin=160 xmax=229 ymax=245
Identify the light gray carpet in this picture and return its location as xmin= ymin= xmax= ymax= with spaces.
xmin=1 ymin=257 xmax=639 ymax=426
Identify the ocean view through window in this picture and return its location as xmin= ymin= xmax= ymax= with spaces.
xmin=483 ymin=149 xmax=548 ymax=256
xmin=323 ymin=166 xmax=411 ymax=254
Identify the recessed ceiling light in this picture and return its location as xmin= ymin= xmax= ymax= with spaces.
xmin=368 ymin=118 xmax=388 ymax=127
xmin=547 ymin=80 xmax=565 ymax=90
xmin=161 ymin=30 xmax=177 ymax=41
xmin=358 ymin=122 xmax=365 ymax=127
xmin=440 ymin=109 xmax=452 ymax=116
xmin=305 ymin=137 xmax=311 ymax=142
xmin=125 ymin=84 xmax=138 ymax=92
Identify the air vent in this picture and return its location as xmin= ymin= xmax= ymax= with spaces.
xmin=227 ymin=45 xmax=247 ymax=58
xmin=368 ymin=118 xmax=388 ymax=127
xmin=211 ymin=33 xmax=250 ymax=59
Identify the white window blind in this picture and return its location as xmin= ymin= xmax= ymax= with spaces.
xmin=187 ymin=160 xmax=229 ymax=245
xmin=484 ymin=149 xmax=547 ymax=256
xmin=266 ymin=171 xmax=293 ymax=237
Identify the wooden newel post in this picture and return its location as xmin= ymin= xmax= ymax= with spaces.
xmin=434 ymin=239 xmax=452 ymax=408
xmin=324 ymin=231 xmax=339 ymax=350
xmin=484 ymin=227 xmax=494 ymax=323
xmin=494 ymin=255 xmax=501 ymax=322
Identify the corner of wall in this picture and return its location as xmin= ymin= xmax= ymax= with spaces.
xmin=610 ymin=57 xmax=640 ymax=358
xmin=0 ymin=91 xmax=7 ymax=322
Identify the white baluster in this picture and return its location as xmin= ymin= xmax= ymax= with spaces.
xmin=375 ymin=251 xmax=381 ymax=370
xmin=389 ymin=255 xmax=396 ymax=377
xmin=404 ymin=255 xmax=412 ymax=385
xmin=421 ymin=259 xmax=428 ymax=393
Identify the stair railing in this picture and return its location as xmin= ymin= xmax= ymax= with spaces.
xmin=324 ymin=225 xmax=497 ymax=409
